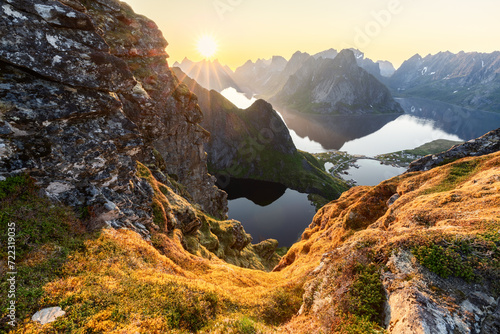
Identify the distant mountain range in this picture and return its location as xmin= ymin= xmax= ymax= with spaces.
xmin=175 ymin=49 xmax=500 ymax=114
xmin=173 ymin=58 xmax=241 ymax=92
xmin=273 ymin=49 xmax=403 ymax=114
xmin=233 ymin=48 xmax=389 ymax=99
xmin=388 ymin=51 xmax=500 ymax=112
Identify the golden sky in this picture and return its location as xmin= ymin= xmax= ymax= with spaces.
xmin=124 ymin=0 xmax=500 ymax=69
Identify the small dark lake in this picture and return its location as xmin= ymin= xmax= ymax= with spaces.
xmin=217 ymin=178 xmax=316 ymax=247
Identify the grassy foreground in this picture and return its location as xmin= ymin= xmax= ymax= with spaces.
xmin=1 ymin=151 xmax=499 ymax=333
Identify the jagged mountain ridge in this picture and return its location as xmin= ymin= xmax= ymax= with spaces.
xmin=174 ymin=57 xmax=241 ymax=92
xmin=232 ymin=48 xmax=391 ymax=99
xmin=273 ymin=49 xmax=403 ymax=114
xmin=389 ymin=51 xmax=500 ymax=112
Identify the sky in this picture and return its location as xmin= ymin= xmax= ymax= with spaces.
xmin=123 ymin=0 xmax=500 ymax=70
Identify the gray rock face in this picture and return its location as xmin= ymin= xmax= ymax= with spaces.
xmin=0 ymin=0 xmax=227 ymax=240
xmin=78 ymin=0 xmax=227 ymax=219
xmin=0 ymin=1 xmax=135 ymax=92
xmin=408 ymin=128 xmax=500 ymax=172
xmin=32 ymin=307 xmax=65 ymax=325
xmin=383 ymin=251 xmax=500 ymax=334
xmin=275 ymin=49 xmax=403 ymax=115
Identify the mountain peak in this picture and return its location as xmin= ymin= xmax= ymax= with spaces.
xmin=333 ymin=49 xmax=358 ymax=67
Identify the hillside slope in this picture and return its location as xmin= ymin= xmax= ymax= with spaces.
xmin=2 ymin=133 xmax=499 ymax=333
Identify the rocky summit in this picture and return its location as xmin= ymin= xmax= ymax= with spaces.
xmin=274 ymin=49 xmax=403 ymax=115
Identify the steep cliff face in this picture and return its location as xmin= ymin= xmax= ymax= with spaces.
xmin=0 ymin=0 xmax=227 ymax=228
xmin=274 ymin=49 xmax=403 ymax=114
xmin=78 ymin=0 xmax=227 ymax=219
xmin=389 ymin=51 xmax=500 ymax=112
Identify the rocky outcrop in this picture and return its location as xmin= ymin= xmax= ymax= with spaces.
xmin=274 ymin=49 xmax=403 ymax=114
xmin=0 ymin=0 xmax=227 ymax=241
xmin=79 ymin=0 xmax=227 ymax=219
xmin=408 ymin=127 xmax=500 ymax=172
xmin=389 ymin=51 xmax=500 ymax=112
xmin=32 ymin=307 xmax=66 ymax=325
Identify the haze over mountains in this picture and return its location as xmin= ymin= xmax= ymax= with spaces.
xmin=175 ymin=49 xmax=500 ymax=115
xmin=173 ymin=58 xmax=241 ymax=92
xmin=389 ymin=51 xmax=500 ymax=112
xmin=175 ymin=48 xmax=403 ymax=115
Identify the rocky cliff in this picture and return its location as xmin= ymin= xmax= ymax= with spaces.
xmin=274 ymin=49 xmax=403 ymax=114
xmin=0 ymin=0 xmax=287 ymax=274
xmin=0 ymin=0 xmax=228 ymax=225
xmin=389 ymin=51 xmax=500 ymax=112
xmin=173 ymin=67 xmax=348 ymax=203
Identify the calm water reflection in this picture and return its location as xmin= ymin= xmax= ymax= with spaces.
xmin=276 ymin=98 xmax=500 ymax=155
xmin=340 ymin=159 xmax=407 ymax=186
xmin=218 ymin=178 xmax=316 ymax=247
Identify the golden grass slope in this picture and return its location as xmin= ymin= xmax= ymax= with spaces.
xmin=1 ymin=152 xmax=499 ymax=333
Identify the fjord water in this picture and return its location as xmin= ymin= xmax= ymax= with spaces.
xmin=218 ymin=91 xmax=500 ymax=246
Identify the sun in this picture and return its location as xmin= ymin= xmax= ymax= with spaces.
xmin=196 ymin=35 xmax=218 ymax=59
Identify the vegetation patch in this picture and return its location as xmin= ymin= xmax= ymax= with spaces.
xmin=332 ymin=313 xmax=386 ymax=334
xmin=0 ymin=175 xmax=85 ymax=332
xmin=260 ymin=284 xmax=304 ymax=326
xmin=424 ymin=159 xmax=481 ymax=194
xmin=412 ymin=232 xmax=500 ymax=285
xmin=344 ymin=263 xmax=386 ymax=323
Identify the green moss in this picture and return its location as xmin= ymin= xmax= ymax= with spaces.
xmin=424 ymin=159 xmax=481 ymax=194
xmin=234 ymin=316 xmax=257 ymax=334
xmin=260 ymin=285 xmax=304 ymax=325
xmin=412 ymin=232 xmax=500 ymax=284
xmin=0 ymin=175 xmax=85 ymax=330
xmin=346 ymin=264 xmax=386 ymax=324
xmin=334 ymin=314 xmax=387 ymax=334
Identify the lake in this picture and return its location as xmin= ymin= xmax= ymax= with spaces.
xmin=217 ymin=91 xmax=500 ymax=246
xmin=217 ymin=178 xmax=316 ymax=246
